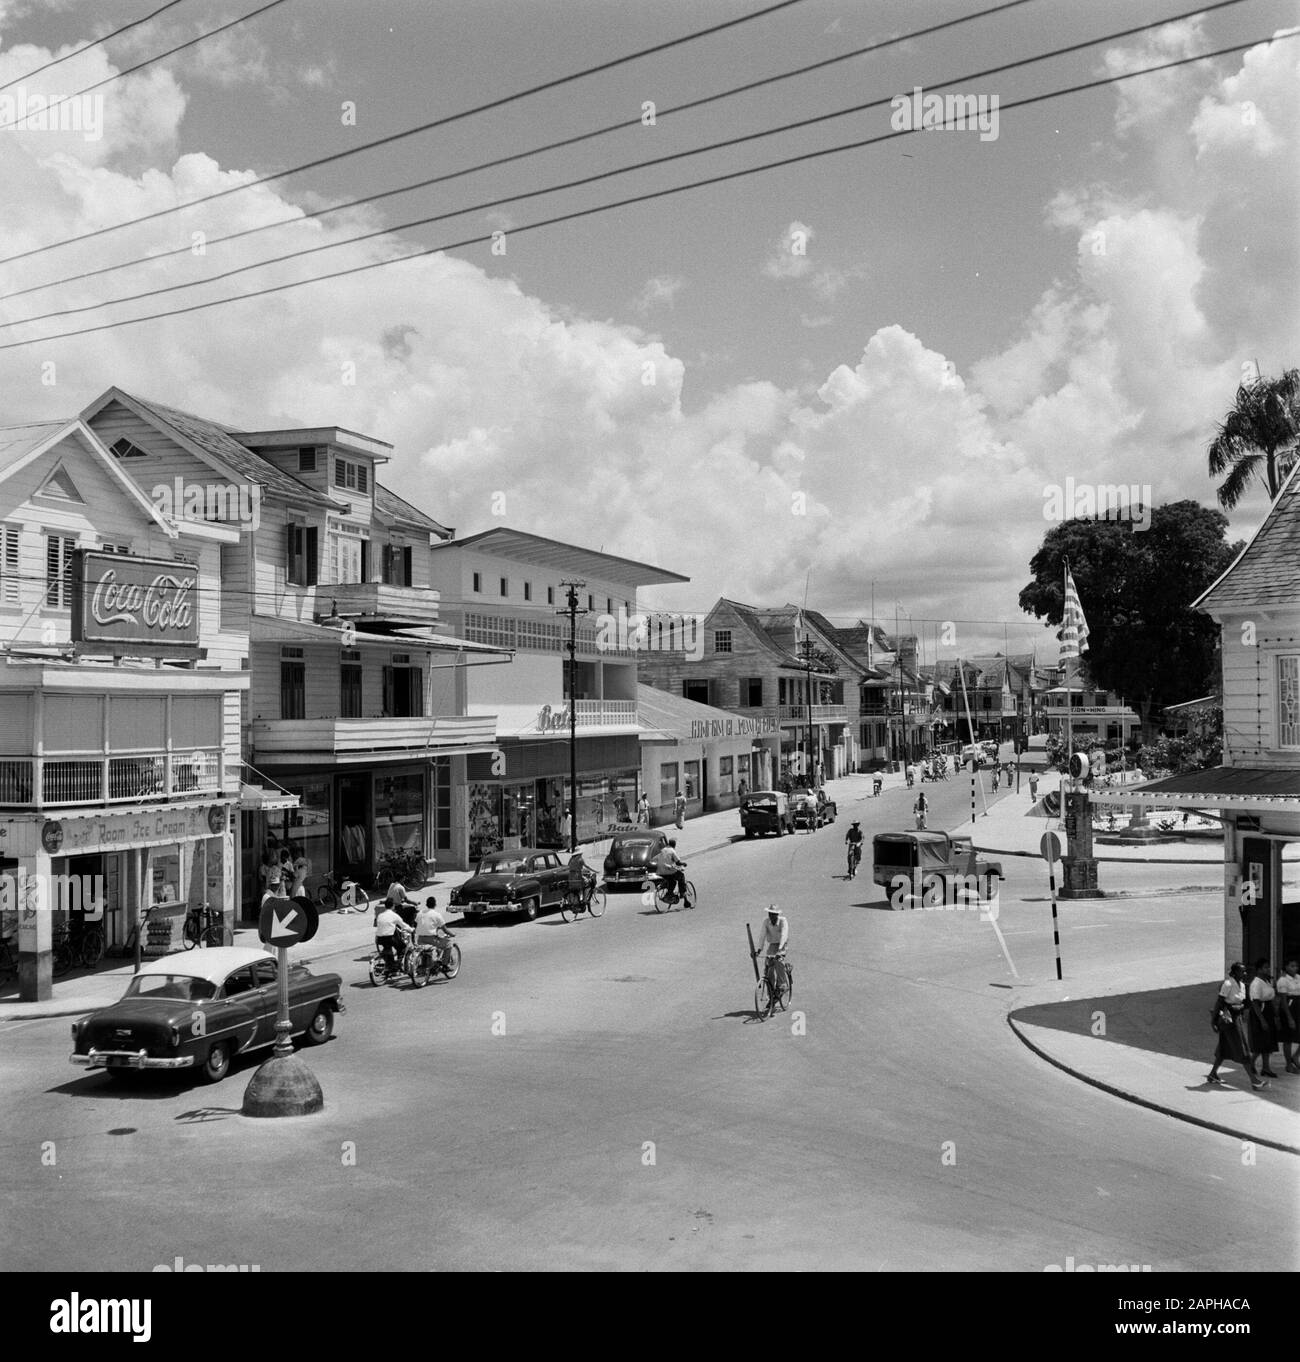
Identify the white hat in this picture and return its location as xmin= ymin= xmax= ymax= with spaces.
xmin=766 ymin=903 xmax=782 ymax=916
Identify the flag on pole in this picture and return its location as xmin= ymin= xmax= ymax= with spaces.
xmin=1060 ymin=567 xmax=1090 ymax=660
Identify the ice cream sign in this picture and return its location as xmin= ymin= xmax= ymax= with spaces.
xmin=70 ymin=549 xmax=199 ymax=651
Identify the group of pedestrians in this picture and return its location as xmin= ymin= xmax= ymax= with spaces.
xmin=1208 ymin=958 xmax=1300 ymax=1089
xmin=258 ymin=840 xmax=310 ymax=901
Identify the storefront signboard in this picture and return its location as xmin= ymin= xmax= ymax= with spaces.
xmin=687 ymin=716 xmax=779 ymax=740
xmin=7 ymin=802 xmax=233 ymax=857
xmin=70 ymin=549 xmax=200 ymax=653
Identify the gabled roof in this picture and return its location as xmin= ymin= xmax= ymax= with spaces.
xmin=434 ymin=527 xmax=687 ymax=585
xmin=0 ymin=418 xmax=178 ymax=536
xmin=81 ymin=388 xmax=339 ymax=509
xmin=714 ymin=599 xmax=804 ymax=668
xmin=1195 ymin=460 xmax=1300 ymax=614
xmin=374 ymin=483 xmax=453 ymax=538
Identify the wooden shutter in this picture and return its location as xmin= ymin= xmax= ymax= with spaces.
xmin=305 ymin=527 xmax=318 ymax=586
xmin=401 ymin=546 xmax=412 ymax=586
xmin=286 ymin=524 xmax=299 ymax=584
xmin=1 ymin=526 xmax=18 ymax=604
xmin=382 ymin=666 xmax=394 ymax=716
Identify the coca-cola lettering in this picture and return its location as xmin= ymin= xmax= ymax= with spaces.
xmin=91 ymin=569 xmax=194 ymax=633
xmin=71 ymin=550 xmax=201 ymax=651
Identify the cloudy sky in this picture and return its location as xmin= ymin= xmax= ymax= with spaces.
xmin=1 ymin=0 xmax=1296 ymax=661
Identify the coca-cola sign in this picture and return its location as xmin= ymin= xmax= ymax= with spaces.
xmin=70 ymin=549 xmax=200 ymax=651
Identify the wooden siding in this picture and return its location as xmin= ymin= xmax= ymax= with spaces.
xmin=1218 ymin=614 xmax=1300 ymax=768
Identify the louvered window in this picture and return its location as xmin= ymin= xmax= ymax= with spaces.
xmin=44 ymin=534 xmax=76 ymax=607
xmin=0 ymin=524 xmax=19 ymax=604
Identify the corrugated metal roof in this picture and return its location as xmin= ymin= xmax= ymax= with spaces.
xmin=1196 ymin=462 xmax=1300 ymax=613
xmin=1135 ymin=766 xmax=1300 ymax=798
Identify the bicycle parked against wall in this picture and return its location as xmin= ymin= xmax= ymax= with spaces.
xmin=182 ymin=902 xmax=232 ymax=950
xmin=304 ymin=870 xmax=370 ymax=914
xmin=52 ymin=919 xmax=106 ymax=976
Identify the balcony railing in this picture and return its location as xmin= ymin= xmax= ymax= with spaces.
xmin=0 ymin=748 xmax=224 ymax=809
xmin=253 ymin=713 xmax=495 ymax=761
xmin=573 ymin=699 xmax=637 ymax=726
xmin=330 ymin=580 xmax=441 ymax=626
xmin=777 ymin=704 xmax=847 ymax=723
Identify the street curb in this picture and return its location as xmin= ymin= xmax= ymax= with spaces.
xmin=1005 ymin=1012 xmax=1300 ymax=1157
xmin=976 ymin=846 xmax=1222 ymax=865
xmin=0 ymin=997 xmax=101 ymax=1021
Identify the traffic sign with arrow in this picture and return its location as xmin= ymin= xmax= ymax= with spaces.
xmin=258 ymin=895 xmax=319 ymax=947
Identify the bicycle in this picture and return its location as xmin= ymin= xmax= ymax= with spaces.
xmin=753 ymin=951 xmax=794 ymax=1020
xmin=559 ymin=872 xmax=607 ymax=923
xmin=648 ymin=872 xmax=695 ymax=913
xmin=51 ymin=920 xmax=106 ymax=975
xmin=305 ymin=870 xmax=370 ymax=915
xmin=407 ymin=931 xmax=461 ymax=988
xmin=369 ymin=928 xmax=413 ymax=986
xmin=846 ymin=841 xmax=862 ymax=879
xmin=182 ymin=903 xmax=232 ymax=950
xmin=0 ymin=932 xmax=19 ymax=983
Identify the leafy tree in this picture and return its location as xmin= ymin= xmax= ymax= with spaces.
xmin=1135 ymin=733 xmax=1222 ymax=777
xmin=1207 ymin=367 xmax=1300 ymax=509
xmin=1019 ymin=502 xmax=1242 ymax=733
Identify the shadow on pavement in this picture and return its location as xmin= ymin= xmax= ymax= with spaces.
xmin=1012 ymin=982 xmax=1300 ymax=1113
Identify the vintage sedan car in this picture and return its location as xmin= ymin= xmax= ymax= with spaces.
xmin=602 ymin=830 xmax=670 ymax=886
xmin=448 ymin=848 xmax=571 ymax=918
xmin=740 ymin=790 xmax=793 ymax=837
xmin=70 ymin=946 xmax=343 ymax=1085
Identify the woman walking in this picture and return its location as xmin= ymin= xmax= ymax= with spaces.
xmin=1208 ymin=962 xmax=1266 ymax=1089
xmin=1248 ymin=959 xmax=1280 ymax=1079
xmin=1275 ymin=957 xmax=1300 ymax=1072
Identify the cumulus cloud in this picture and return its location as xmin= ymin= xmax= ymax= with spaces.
xmin=632 ymin=274 xmax=684 ymax=314
xmin=761 ymin=220 xmax=814 ymax=281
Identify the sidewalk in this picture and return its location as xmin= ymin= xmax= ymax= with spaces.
xmin=952 ymin=777 xmax=1300 ymax=1153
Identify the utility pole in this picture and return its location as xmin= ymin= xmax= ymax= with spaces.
xmin=799 ymin=636 xmax=817 ymax=789
xmin=558 ymin=580 xmax=587 ymax=854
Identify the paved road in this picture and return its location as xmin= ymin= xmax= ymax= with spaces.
xmin=3 ymin=776 xmax=1296 ymax=1271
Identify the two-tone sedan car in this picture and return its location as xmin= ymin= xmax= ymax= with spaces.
xmin=602 ymin=829 xmax=670 ymax=887
xmin=70 ymin=946 xmax=344 ymax=1085
xmin=448 ymin=848 xmax=571 ymax=920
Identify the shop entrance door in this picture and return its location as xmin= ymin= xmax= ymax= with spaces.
xmin=338 ymin=775 xmax=372 ymax=884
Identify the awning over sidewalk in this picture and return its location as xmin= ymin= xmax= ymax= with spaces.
xmin=1091 ymin=765 xmax=1300 ymax=814
xmin=239 ymin=782 xmax=300 ymax=812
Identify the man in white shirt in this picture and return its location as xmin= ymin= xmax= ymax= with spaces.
xmin=374 ymin=903 xmax=409 ymax=973
xmin=754 ymin=904 xmax=790 ymax=1001
xmin=413 ymin=896 xmax=453 ymax=963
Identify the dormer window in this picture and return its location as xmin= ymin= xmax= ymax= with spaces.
xmin=333 ymin=457 xmax=369 ymax=493
xmin=298 ymin=447 xmax=319 ymax=472
xmin=109 ymin=437 xmax=147 ymax=459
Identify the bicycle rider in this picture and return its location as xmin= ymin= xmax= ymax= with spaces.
xmin=753 ymin=904 xmax=790 ymax=997
xmin=844 ymin=819 xmax=864 ymax=873
xmin=651 ymin=838 xmax=688 ymax=904
xmin=566 ymin=848 xmax=591 ymax=903
xmin=374 ymin=900 xmax=410 ymax=974
xmin=413 ymin=895 xmax=453 ymax=962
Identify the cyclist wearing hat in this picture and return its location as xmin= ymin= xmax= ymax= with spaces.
xmin=844 ymin=820 xmax=864 ymax=877
xmin=754 ymin=904 xmax=790 ymax=995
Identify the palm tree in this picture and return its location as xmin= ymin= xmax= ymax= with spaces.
xmin=1207 ymin=367 xmax=1300 ymax=509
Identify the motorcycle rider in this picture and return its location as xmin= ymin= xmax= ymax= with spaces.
xmin=844 ymin=820 xmax=864 ymax=876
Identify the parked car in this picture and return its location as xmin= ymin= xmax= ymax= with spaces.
xmin=69 ymin=946 xmax=343 ymax=1085
xmin=871 ymin=830 xmax=1003 ymax=909
xmin=790 ymin=790 xmax=819 ymax=830
xmin=603 ymin=829 xmax=670 ymax=887
xmin=739 ymin=790 xmax=794 ymax=837
xmin=959 ymin=744 xmax=988 ymax=767
xmin=449 ymin=848 xmax=570 ymax=919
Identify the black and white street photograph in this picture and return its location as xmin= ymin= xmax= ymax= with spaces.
xmin=0 ymin=0 xmax=1297 ymax=1317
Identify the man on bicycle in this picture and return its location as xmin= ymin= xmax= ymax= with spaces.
xmin=652 ymin=838 xmax=688 ymax=904
xmin=844 ymin=820 xmax=864 ymax=876
xmin=754 ymin=904 xmax=790 ymax=997
xmin=414 ymin=896 xmax=454 ymax=962
xmin=374 ymin=901 xmax=410 ymax=973
xmin=566 ymin=849 xmax=592 ymax=903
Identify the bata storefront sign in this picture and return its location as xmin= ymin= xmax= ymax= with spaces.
xmin=70 ymin=549 xmax=199 ymax=651
xmin=688 ymin=716 xmax=779 ymax=739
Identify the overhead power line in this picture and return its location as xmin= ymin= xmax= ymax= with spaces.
xmin=0 ymin=0 xmax=196 ymax=96
xmin=0 ymin=0 xmax=290 ymax=133
xmin=0 ymin=0 xmax=1256 ymax=331
xmin=0 ymin=0 xmax=809 ymax=266
xmin=1 ymin=29 xmax=1288 ymax=352
xmin=1 ymin=0 xmax=1045 ymax=304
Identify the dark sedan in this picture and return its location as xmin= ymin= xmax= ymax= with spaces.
xmin=448 ymin=848 xmax=570 ymax=919
xmin=70 ymin=946 xmax=343 ymax=1085
xmin=602 ymin=830 xmax=670 ymax=887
